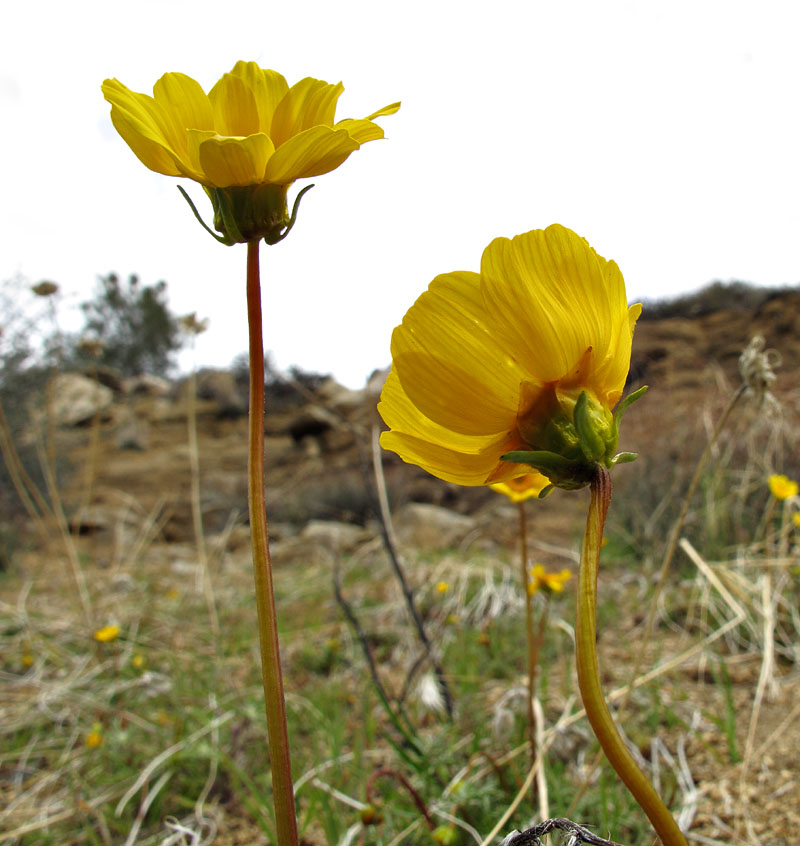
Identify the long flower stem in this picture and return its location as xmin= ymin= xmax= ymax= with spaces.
xmin=576 ymin=467 xmax=686 ymax=846
xmin=246 ymin=240 xmax=299 ymax=846
xmin=517 ymin=502 xmax=537 ymax=800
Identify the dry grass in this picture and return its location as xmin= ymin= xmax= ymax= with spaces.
xmin=1 ymin=377 xmax=799 ymax=845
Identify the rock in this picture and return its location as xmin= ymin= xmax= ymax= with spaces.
xmin=393 ymin=503 xmax=477 ymax=549
xmin=365 ymin=367 xmax=390 ymax=400
xmin=116 ymin=409 xmax=149 ymax=450
xmin=190 ymin=369 xmax=247 ymax=418
xmin=70 ymin=503 xmax=141 ymax=534
xmin=50 ymin=373 xmax=114 ymax=426
xmin=285 ymin=406 xmax=338 ymax=442
xmin=123 ymin=374 xmax=172 ymax=397
xmin=299 ymin=520 xmax=369 ymax=552
xmin=316 ymin=378 xmax=366 ymax=413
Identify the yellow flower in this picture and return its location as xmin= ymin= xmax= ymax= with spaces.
xmin=379 ymin=225 xmax=643 ymax=490
xmin=86 ymin=725 xmax=104 ymax=748
xmin=768 ymin=474 xmax=798 ymax=501
xmin=131 ymin=654 xmax=145 ymax=669
xmin=21 ymin=653 xmax=34 ymax=668
xmin=93 ymin=624 xmax=120 ymax=643
xmin=527 ymin=564 xmax=572 ymax=596
xmin=793 ymin=512 xmax=800 ymax=529
xmin=102 ymin=62 xmax=399 ymax=244
xmin=490 ymin=473 xmax=550 ymax=502
xmin=435 ymin=581 xmax=449 ymax=594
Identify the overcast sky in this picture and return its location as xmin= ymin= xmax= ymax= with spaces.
xmin=3 ymin=0 xmax=800 ymax=387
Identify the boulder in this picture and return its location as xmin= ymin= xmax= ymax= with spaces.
xmin=393 ymin=503 xmax=477 ymax=549
xmin=191 ymin=369 xmax=247 ymax=418
xmin=51 ymin=373 xmax=114 ymax=426
xmin=299 ymin=519 xmax=370 ymax=552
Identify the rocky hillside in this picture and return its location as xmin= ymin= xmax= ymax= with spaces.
xmin=15 ymin=285 xmax=799 ymax=563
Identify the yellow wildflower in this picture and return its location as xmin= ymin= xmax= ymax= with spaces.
xmin=131 ymin=654 xmax=145 ymax=669
xmin=378 ymin=225 xmax=643 ymax=491
xmin=527 ymin=564 xmax=572 ymax=596
xmin=435 ymin=581 xmax=449 ymax=594
xmin=86 ymin=725 xmax=104 ymax=748
xmin=793 ymin=513 xmax=800 ymax=529
xmin=93 ymin=624 xmax=120 ymax=643
xmin=768 ymin=474 xmax=798 ymax=501
xmin=21 ymin=653 xmax=34 ymax=668
xmin=490 ymin=473 xmax=550 ymax=502
xmin=102 ymin=62 xmax=399 ymax=244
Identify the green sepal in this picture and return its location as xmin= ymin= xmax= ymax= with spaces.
xmin=500 ymin=450 xmax=593 ymax=490
xmin=502 ymin=449 xmax=579 ymax=476
xmin=574 ymin=391 xmax=606 ymax=463
xmin=212 ymin=187 xmax=246 ymax=244
xmin=613 ymin=385 xmax=648 ymax=428
xmin=537 ymin=484 xmax=554 ymax=499
xmin=265 ymin=183 xmax=314 ymax=245
xmin=607 ymin=385 xmax=647 ymax=462
xmin=610 ymin=451 xmax=639 ymax=466
xmin=177 ymin=186 xmax=232 ymax=245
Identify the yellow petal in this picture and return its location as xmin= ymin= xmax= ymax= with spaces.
xmin=208 ymin=72 xmax=260 ymax=137
xmin=380 ymin=369 xmax=504 ymax=453
xmin=227 ymin=61 xmax=288 ymax=134
xmin=594 ymin=302 xmax=641 ymax=409
xmin=480 ymin=224 xmax=619 ymax=387
xmin=489 ymin=473 xmax=550 ymax=502
xmin=196 ymin=133 xmax=275 ymax=187
xmin=333 ymin=118 xmax=385 ymax=144
xmin=380 ymin=430 xmax=514 ymax=485
xmin=102 ymin=78 xmax=184 ymax=175
xmin=152 ymin=72 xmax=214 ymax=160
xmin=264 ymin=125 xmax=359 ymax=183
xmin=365 ymin=102 xmax=401 ymax=120
xmin=270 ymin=78 xmax=344 ymax=147
xmin=391 ymin=271 xmax=524 ymax=436
xmin=106 ymin=108 xmax=183 ymax=176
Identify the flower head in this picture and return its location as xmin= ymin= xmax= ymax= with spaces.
xmin=102 ymin=61 xmax=399 ymax=244
xmin=528 ymin=564 xmax=572 ymax=596
xmin=435 ymin=581 xmax=449 ymax=594
xmin=378 ymin=225 xmax=643 ymax=490
xmin=768 ymin=473 xmax=798 ymax=501
xmin=93 ymin=624 xmax=120 ymax=643
xmin=490 ymin=473 xmax=550 ymax=502
xmin=86 ymin=725 xmax=104 ymax=748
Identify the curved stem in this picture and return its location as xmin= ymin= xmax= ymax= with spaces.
xmin=576 ymin=467 xmax=686 ymax=846
xmin=246 ymin=240 xmax=299 ymax=846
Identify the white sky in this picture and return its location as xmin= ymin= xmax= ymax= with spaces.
xmin=3 ymin=0 xmax=800 ymax=387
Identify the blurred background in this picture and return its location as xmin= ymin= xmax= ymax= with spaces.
xmin=4 ymin=0 xmax=800 ymax=386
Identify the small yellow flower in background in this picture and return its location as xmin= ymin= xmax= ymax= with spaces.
xmin=165 ymin=587 xmax=180 ymax=601
xmin=102 ymin=62 xmax=399 ymax=245
xmin=793 ymin=513 xmax=800 ymax=529
xmin=435 ymin=581 xmax=449 ymax=594
xmin=21 ymin=653 xmax=34 ymax=668
xmin=86 ymin=724 xmax=104 ymax=748
xmin=527 ymin=564 xmax=572 ymax=596
xmin=132 ymin=654 xmax=145 ymax=669
xmin=93 ymin=624 xmax=120 ymax=643
xmin=768 ymin=474 xmax=798 ymax=501
xmin=379 ymin=225 xmax=643 ymax=492
xmin=490 ymin=473 xmax=550 ymax=502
